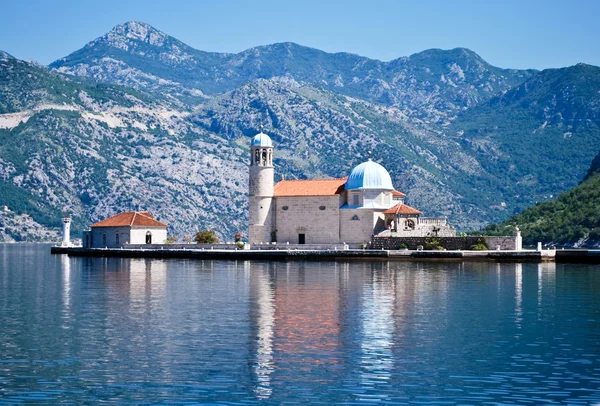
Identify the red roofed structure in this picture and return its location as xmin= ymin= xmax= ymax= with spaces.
xmin=83 ymin=211 xmax=168 ymax=248
xmin=274 ymin=179 xmax=347 ymax=197
xmin=90 ymin=211 xmax=168 ymax=228
xmin=383 ymin=203 xmax=422 ymax=215
xmin=247 ymin=128 xmax=455 ymax=244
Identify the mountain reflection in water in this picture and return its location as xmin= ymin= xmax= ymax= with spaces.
xmin=0 ymin=244 xmax=599 ymax=404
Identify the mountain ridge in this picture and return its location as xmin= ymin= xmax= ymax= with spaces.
xmin=1 ymin=22 xmax=599 ymax=242
xmin=50 ymin=21 xmax=536 ymax=122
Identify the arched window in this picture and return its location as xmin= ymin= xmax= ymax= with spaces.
xmin=116 ymin=233 xmax=119 ymax=245
xmin=146 ymin=231 xmax=152 ymax=244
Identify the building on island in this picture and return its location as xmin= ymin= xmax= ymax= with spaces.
xmin=248 ymin=130 xmax=455 ymax=245
xmin=82 ymin=211 xmax=167 ymax=248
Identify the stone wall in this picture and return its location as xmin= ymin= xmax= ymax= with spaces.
xmin=274 ymin=195 xmax=341 ymax=244
xmin=371 ymin=236 xmax=519 ymax=250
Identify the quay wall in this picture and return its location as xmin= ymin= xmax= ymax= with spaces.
xmin=127 ymin=243 xmax=364 ymax=251
xmin=371 ymin=236 xmax=520 ymax=251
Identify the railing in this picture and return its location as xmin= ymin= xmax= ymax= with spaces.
xmin=419 ymin=217 xmax=447 ymax=226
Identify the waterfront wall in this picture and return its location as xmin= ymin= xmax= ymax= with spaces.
xmin=128 ymin=242 xmax=364 ymax=251
xmin=371 ymin=236 xmax=520 ymax=250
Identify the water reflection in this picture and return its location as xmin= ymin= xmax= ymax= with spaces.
xmin=515 ymin=263 xmax=523 ymax=328
xmin=0 ymin=246 xmax=598 ymax=404
xmin=359 ymin=264 xmax=394 ymax=395
xmin=250 ymin=267 xmax=275 ymax=399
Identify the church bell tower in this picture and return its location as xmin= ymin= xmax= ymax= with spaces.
xmin=248 ymin=128 xmax=274 ymax=243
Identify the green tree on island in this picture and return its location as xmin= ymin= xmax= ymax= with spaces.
xmin=194 ymin=230 xmax=219 ymax=244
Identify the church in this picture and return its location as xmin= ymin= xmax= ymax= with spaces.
xmin=248 ymin=130 xmax=455 ymax=245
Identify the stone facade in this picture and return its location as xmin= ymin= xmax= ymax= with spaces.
xmin=340 ymin=209 xmax=385 ymax=244
xmin=274 ymin=195 xmax=342 ymax=244
xmin=371 ymin=236 xmax=521 ymax=251
xmin=248 ymin=133 xmax=274 ymax=244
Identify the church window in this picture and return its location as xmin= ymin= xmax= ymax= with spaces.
xmin=351 ymin=215 xmax=360 ymax=221
xmin=282 ymin=206 xmax=289 ymax=211
xmin=319 ymin=206 xmax=326 ymax=210
xmin=353 ymin=194 xmax=359 ymax=206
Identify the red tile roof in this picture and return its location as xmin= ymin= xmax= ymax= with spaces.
xmin=90 ymin=211 xmax=168 ymax=228
xmin=392 ymin=190 xmax=406 ymax=197
xmin=274 ymin=178 xmax=347 ymax=197
xmin=383 ymin=203 xmax=422 ymax=215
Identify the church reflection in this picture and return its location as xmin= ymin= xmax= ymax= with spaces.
xmin=246 ymin=260 xmax=455 ymax=400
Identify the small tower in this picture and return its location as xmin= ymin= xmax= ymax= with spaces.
xmin=248 ymin=128 xmax=274 ymax=243
xmin=62 ymin=214 xmax=71 ymax=247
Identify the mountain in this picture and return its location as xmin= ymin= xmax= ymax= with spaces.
xmin=482 ymin=149 xmax=600 ymax=247
xmin=1 ymin=21 xmax=599 ymax=242
xmin=0 ymin=55 xmax=248 ymax=241
xmin=50 ymin=22 xmax=535 ymax=122
xmin=449 ymin=63 xmax=600 ymax=215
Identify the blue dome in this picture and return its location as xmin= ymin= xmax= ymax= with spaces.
xmin=345 ymin=159 xmax=394 ymax=191
xmin=251 ymin=132 xmax=273 ymax=147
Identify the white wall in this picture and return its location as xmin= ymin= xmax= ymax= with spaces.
xmin=86 ymin=226 xmax=167 ymax=248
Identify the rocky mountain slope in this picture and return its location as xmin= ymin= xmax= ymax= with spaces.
xmin=1 ymin=21 xmax=599 ymax=241
xmin=0 ymin=53 xmax=248 ymax=241
xmin=51 ymin=22 xmax=535 ymax=123
xmin=483 ymin=149 xmax=600 ymax=247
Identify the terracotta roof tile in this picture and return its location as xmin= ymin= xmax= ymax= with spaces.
xmin=90 ymin=211 xmax=168 ymax=228
xmin=274 ymin=178 xmax=347 ymax=197
xmin=383 ymin=203 xmax=422 ymax=215
xmin=392 ymin=190 xmax=406 ymax=197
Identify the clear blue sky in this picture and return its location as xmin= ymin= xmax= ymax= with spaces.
xmin=1 ymin=0 xmax=599 ymax=69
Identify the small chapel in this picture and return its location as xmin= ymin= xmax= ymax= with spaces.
xmin=248 ymin=130 xmax=455 ymax=245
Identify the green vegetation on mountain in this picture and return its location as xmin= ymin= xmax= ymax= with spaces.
xmin=483 ymin=150 xmax=600 ymax=246
xmin=450 ymin=63 xmax=600 ymax=216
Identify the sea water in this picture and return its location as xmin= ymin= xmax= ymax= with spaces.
xmin=0 ymin=243 xmax=599 ymax=404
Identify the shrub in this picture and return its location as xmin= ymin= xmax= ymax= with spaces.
xmin=194 ymin=230 xmax=219 ymax=244
xmin=234 ymin=231 xmax=242 ymax=242
xmin=425 ymin=237 xmax=444 ymax=250
xmin=165 ymin=235 xmax=178 ymax=244
xmin=470 ymin=242 xmax=488 ymax=250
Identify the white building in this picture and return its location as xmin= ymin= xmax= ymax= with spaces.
xmin=248 ymin=130 xmax=455 ymax=245
xmin=82 ymin=211 xmax=168 ymax=248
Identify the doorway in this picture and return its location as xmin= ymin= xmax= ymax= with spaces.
xmin=298 ymin=233 xmax=305 ymax=244
xmin=146 ymin=231 xmax=152 ymax=244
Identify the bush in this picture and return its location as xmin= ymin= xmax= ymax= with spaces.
xmin=470 ymin=242 xmax=488 ymax=250
xmin=234 ymin=231 xmax=242 ymax=242
xmin=165 ymin=235 xmax=178 ymax=244
xmin=194 ymin=230 xmax=219 ymax=244
xmin=425 ymin=237 xmax=444 ymax=250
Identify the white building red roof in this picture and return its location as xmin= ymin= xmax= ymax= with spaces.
xmin=90 ymin=211 xmax=167 ymax=228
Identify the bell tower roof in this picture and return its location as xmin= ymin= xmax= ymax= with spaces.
xmin=251 ymin=131 xmax=273 ymax=148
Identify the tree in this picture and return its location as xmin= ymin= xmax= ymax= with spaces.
xmin=194 ymin=230 xmax=219 ymax=244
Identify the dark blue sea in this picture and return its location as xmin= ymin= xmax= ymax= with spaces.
xmin=1 ymin=244 xmax=599 ymax=404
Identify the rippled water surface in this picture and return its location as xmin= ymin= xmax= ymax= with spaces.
xmin=1 ymin=244 xmax=600 ymax=404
